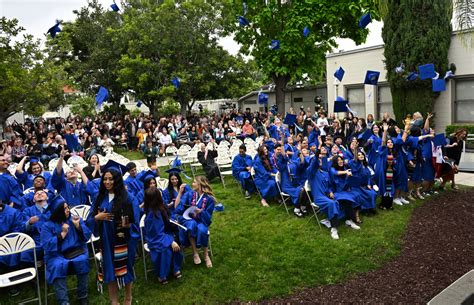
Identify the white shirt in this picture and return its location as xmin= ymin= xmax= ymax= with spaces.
xmin=317 ymin=117 xmax=328 ymax=136
xmin=159 ymin=134 xmax=172 ymax=145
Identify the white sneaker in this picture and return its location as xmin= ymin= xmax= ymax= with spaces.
xmin=245 ymin=191 xmax=251 ymax=199
xmin=393 ymin=198 xmax=403 ymax=206
xmin=345 ymin=220 xmax=361 ymax=230
xmin=400 ymin=197 xmax=409 ymax=204
xmin=330 ymin=228 xmax=339 ymax=240
xmin=293 ymin=208 xmax=303 ymax=218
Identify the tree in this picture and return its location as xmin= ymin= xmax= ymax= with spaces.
xmin=69 ymin=95 xmax=97 ymax=117
xmin=232 ymin=0 xmax=378 ymax=112
xmin=0 ymin=17 xmax=66 ymax=127
xmin=381 ymin=1 xmax=452 ymax=122
xmin=45 ymin=0 xmax=124 ymax=110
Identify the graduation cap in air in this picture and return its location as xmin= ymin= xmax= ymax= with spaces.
xmin=64 ymin=134 xmax=79 ymax=152
xmin=357 ymin=129 xmax=372 ymax=141
xmin=111 ymin=1 xmax=120 ymax=12
xmin=258 ymin=92 xmax=268 ymax=105
xmin=139 ymin=170 xmax=157 ymax=184
xmin=433 ymin=133 xmax=447 ymax=147
xmin=395 ymin=63 xmax=405 ymax=74
xmin=444 ymin=70 xmax=455 ymax=80
xmin=136 ymin=100 xmax=142 ymax=108
xmin=270 ymin=104 xmax=278 ymax=115
xmin=418 ymin=63 xmax=436 ymax=80
xmin=333 ymin=96 xmax=348 ymax=113
xmin=238 ymin=16 xmax=250 ymax=27
xmin=171 ymin=77 xmax=181 ymax=89
xmin=364 ymin=70 xmax=380 ymax=85
xmin=269 ymin=39 xmax=280 ymax=50
xmin=47 ymin=22 xmax=61 ymax=38
xmin=303 ymin=26 xmax=310 ymax=38
xmin=283 ymin=113 xmax=297 ymax=125
xmin=358 ymin=13 xmax=372 ymax=29
xmin=334 ymin=66 xmax=345 ymax=82
xmin=432 ymin=79 xmax=446 ymax=92
xmin=406 ymin=72 xmax=418 ymax=81
xmin=165 ymin=168 xmax=183 ymax=176
xmin=102 ymin=160 xmax=128 ymax=175
xmin=95 ymin=86 xmax=109 ymax=106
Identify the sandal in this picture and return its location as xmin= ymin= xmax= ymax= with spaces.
xmin=193 ymin=253 xmax=202 ymax=265
xmin=204 ymin=256 xmax=213 ymax=268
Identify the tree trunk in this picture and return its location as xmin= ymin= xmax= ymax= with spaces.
xmin=272 ymin=74 xmax=290 ymax=114
xmin=148 ymin=101 xmax=156 ymax=116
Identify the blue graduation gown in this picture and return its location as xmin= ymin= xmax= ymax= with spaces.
xmin=174 ymin=191 xmax=214 ymax=248
xmin=124 ymin=171 xmax=151 ymax=197
xmin=308 ymin=129 xmax=320 ymax=149
xmin=252 ymin=155 xmax=278 ymax=199
xmin=348 ymin=161 xmax=377 ymax=211
xmin=16 ymin=171 xmax=52 ymax=191
xmin=367 ymin=135 xmax=382 ymax=168
xmin=267 ymin=124 xmax=289 ymax=142
xmin=0 ymin=173 xmax=24 ymax=210
xmin=21 ymin=187 xmax=56 ymax=209
xmin=51 ymin=170 xmax=89 ymax=207
xmin=0 ymin=205 xmax=25 ymax=267
xmin=89 ymin=194 xmax=140 ymax=285
xmin=162 ymin=185 xmax=192 ymax=209
xmin=421 ymin=130 xmax=435 ymax=181
xmin=144 ymin=212 xmax=182 ymax=279
xmin=276 ymin=155 xmax=302 ymax=206
xmin=406 ymin=136 xmax=423 ymax=183
xmin=374 ymin=146 xmax=398 ymax=197
xmin=330 ymin=168 xmax=361 ymax=208
xmin=21 ymin=205 xmax=51 ymax=263
xmin=231 ymin=154 xmax=256 ymax=193
xmin=394 ymin=134 xmax=409 ymax=192
xmin=306 ymin=157 xmax=341 ymax=221
xmin=294 ymin=156 xmax=310 ymax=186
xmin=41 ymin=218 xmax=91 ymax=284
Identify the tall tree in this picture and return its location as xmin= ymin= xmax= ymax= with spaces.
xmin=0 ymin=17 xmax=66 ymax=127
xmin=381 ymin=0 xmax=452 ymax=122
xmin=232 ymin=0 xmax=378 ymax=112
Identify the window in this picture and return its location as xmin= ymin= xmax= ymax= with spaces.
xmin=244 ymin=100 xmax=256 ymax=105
xmin=377 ymin=86 xmax=394 ymax=120
xmin=346 ymin=87 xmax=365 ymax=118
xmin=455 ymin=79 xmax=474 ymax=123
xmin=293 ymin=97 xmax=303 ymax=103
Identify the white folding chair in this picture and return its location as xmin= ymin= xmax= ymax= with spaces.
xmin=275 ymin=172 xmax=291 ymax=215
xmin=157 ymin=178 xmax=169 ymax=190
xmin=218 ymin=140 xmax=230 ymax=148
xmin=304 ymin=181 xmax=322 ymax=229
xmin=0 ymin=233 xmax=42 ymax=305
xmin=139 ymin=214 xmax=152 ymax=281
xmin=250 ymin=167 xmax=263 ymax=200
xmin=232 ymin=139 xmax=243 ymax=147
xmin=216 ymin=157 xmax=233 ymax=188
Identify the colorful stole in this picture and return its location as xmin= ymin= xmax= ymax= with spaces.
xmin=97 ymin=230 xmax=129 ymax=292
xmin=385 ymin=154 xmax=394 ymax=196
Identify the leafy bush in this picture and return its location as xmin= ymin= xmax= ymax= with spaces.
xmin=69 ymin=95 xmax=96 ymax=117
xmin=156 ymin=99 xmax=180 ymax=117
xmin=445 ymin=125 xmax=474 ymax=135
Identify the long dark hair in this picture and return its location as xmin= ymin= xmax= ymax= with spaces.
xmin=257 ymin=145 xmax=272 ymax=172
xmin=167 ymin=173 xmax=182 ymax=196
xmin=50 ymin=202 xmax=68 ymax=223
xmin=332 ymin=155 xmax=345 ymax=171
xmin=144 ymin=188 xmax=173 ymax=232
xmin=93 ymin=169 xmax=133 ymax=225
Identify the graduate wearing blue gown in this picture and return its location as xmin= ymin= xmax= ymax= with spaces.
xmin=231 ymin=145 xmax=256 ymax=198
xmin=21 ymin=190 xmax=51 ymax=264
xmin=366 ymin=124 xmax=382 ymax=168
xmin=41 ymin=196 xmax=91 ymax=305
xmin=15 ymin=156 xmax=52 ymax=191
xmin=143 ymin=188 xmax=183 ymax=283
xmin=348 ymin=152 xmax=377 ymax=214
xmin=87 ymin=162 xmax=140 ymax=304
xmin=253 ymin=145 xmax=278 ymax=207
xmin=0 ymin=203 xmax=25 ymax=267
xmin=51 ymin=152 xmax=89 ymax=207
xmin=330 ymin=156 xmax=361 ymax=209
xmin=174 ymin=176 xmax=215 ymax=267
xmin=421 ymin=128 xmax=436 ymax=187
xmin=124 ymin=162 xmax=150 ymax=197
xmin=21 ymin=177 xmax=56 ymax=209
xmin=267 ymin=119 xmax=290 ymax=142
xmin=0 ymin=173 xmax=24 ymax=210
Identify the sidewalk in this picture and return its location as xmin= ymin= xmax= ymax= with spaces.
xmin=456 ymin=172 xmax=474 ymax=187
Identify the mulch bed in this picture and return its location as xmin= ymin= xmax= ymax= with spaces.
xmin=262 ymin=188 xmax=474 ymax=304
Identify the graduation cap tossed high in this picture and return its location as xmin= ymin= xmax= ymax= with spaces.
xmin=432 ymin=79 xmax=446 ymax=92
xmin=171 ymin=76 xmax=181 ymax=89
xmin=102 ymin=160 xmax=128 ymax=175
xmin=269 ymin=39 xmax=280 ymax=50
xmin=47 ymin=21 xmax=61 ymax=38
xmin=283 ymin=113 xmax=297 ymax=126
xmin=358 ymin=13 xmax=372 ymax=29
xmin=238 ymin=16 xmax=250 ymax=27
xmin=433 ymin=133 xmax=447 ymax=147
xmin=136 ymin=100 xmax=142 ymax=108
xmin=95 ymin=86 xmax=109 ymax=106
xmin=270 ymin=104 xmax=278 ymax=115
xmin=258 ymin=92 xmax=268 ymax=105
xmin=303 ymin=26 xmax=310 ymax=38
xmin=357 ymin=129 xmax=372 ymax=141
xmin=406 ymin=72 xmax=418 ymax=81
xmin=334 ymin=66 xmax=345 ymax=82
xmin=418 ymin=63 xmax=436 ymax=80
xmin=364 ymin=70 xmax=380 ymax=85
xmin=333 ymin=96 xmax=348 ymax=113
xmin=110 ymin=1 xmax=120 ymax=12
xmin=64 ymin=134 xmax=79 ymax=152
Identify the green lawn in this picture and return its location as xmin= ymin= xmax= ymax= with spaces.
xmin=7 ymin=165 xmax=445 ymax=305
xmin=114 ymin=147 xmax=145 ymax=160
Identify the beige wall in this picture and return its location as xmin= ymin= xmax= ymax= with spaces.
xmin=326 ymin=31 xmax=474 ymax=132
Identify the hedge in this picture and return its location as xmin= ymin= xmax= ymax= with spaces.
xmin=445 ymin=125 xmax=474 ymax=135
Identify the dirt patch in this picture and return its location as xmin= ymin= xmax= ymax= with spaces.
xmin=262 ymin=189 xmax=474 ymax=304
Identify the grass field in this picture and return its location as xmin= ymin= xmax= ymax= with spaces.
xmin=6 ymin=164 xmax=442 ymax=305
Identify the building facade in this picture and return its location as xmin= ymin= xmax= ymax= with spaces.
xmin=326 ymin=30 xmax=474 ymax=132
